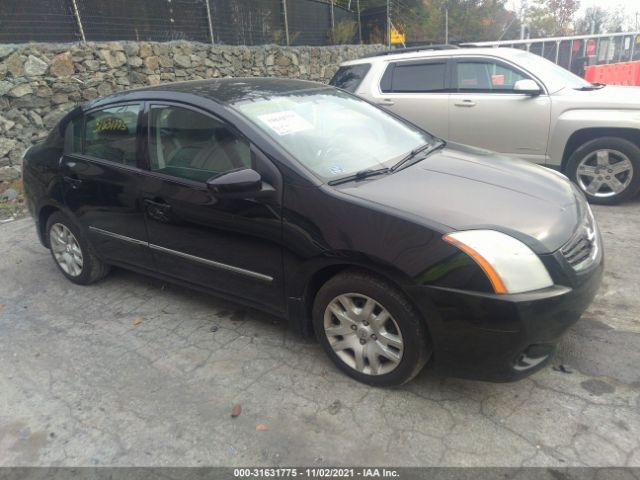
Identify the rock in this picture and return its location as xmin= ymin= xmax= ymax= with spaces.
xmin=97 ymin=83 xmax=112 ymax=96
xmin=139 ymin=43 xmax=152 ymax=58
xmin=6 ymin=54 xmax=24 ymax=77
xmin=0 ymin=80 xmax=13 ymax=96
xmin=0 ymin=138 xmax=17 ymax=158
xmin=51 ymin=93 xmax=68 ymax=104
xmin=0 ymin=116 xmax=15 ymax=131
xmin=123 ymin=43 xmax=139 ymax=57
xmin=144 ymin=56 xmax=159 ymax=71
xmin=36 ymin=85 xmax=52 ymax=97
xmin=0 ymin=46 xmax=14 ymax=60
xmin=23 ymin=55 xmax=49 ymax=76
xmin=0 ymin=188 xmax=18 ymax=201
xmin=265 ymin=54 xmax=275 ymax=66
xmin=42 ymin=110 xmax=66 ymax=129
xmin=147 ymin=75 xmax=161 ymax=85
xmin=50 ymin=52 xmax=74 ymax=77
xmin=99 ymin=50 xmax=127 ymax=68
xmin=174 ymin=54 xmax=191 ymax=68
xmin=0 ymin=166 xmax=20 ymax=181
xmin=84 ymin=59 xmax=101 ymax=71
xmin=231 ymin=404 xmax=241 ymax=417
xmin=9 ymin=84 xmax=33 ymax=98
xmin=128 ymin=56 xmax=143 ymax=67
xmin=28 ymin=111 xmax=43 ymax=127
xmin=158 ymin=55 xmax=173 ymax=68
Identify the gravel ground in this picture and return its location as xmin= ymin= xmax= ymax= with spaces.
xmin=0 ymin=199 xmax=639 ymax=467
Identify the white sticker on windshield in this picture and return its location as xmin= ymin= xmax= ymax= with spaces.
xmin=257 ymin=111 xmax=313 ymax=136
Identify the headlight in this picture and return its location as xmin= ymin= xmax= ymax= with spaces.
xmin=442 ymin=230 xmax=553 ymax=294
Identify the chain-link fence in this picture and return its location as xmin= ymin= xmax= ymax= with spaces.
xmin=0 ymin=0 xmax=382 ymax=46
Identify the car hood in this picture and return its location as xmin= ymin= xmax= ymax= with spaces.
xmin=338 ymin=144 xmax=582 ymax=254
xmin=556 ymin=84 xmax=640 ymax=108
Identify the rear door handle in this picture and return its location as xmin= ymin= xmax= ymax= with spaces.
xmin=376 ymin=99 xmax=395 ymax=106
xmin=63 ymin=176 xmax=83 ymax=188
xmin=144 ymin=198 xmax=172 ymax=223
xmin=454 ymin=99 xmax=477 ymax=107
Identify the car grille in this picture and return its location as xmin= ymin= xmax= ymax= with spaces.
xmin=560 ymin=206 xmax=599 ymax=271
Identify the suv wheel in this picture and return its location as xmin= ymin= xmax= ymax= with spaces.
xmin=566 ymin=137 xmax=640 ymax=205
xmin=46 ymin=211 xmax=110 ymax=285
xmin=312 ymin=270 xmax=431 ymax=386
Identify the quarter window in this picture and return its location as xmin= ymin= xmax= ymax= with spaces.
xmin=84 ymin=104 xmax=140 ymax=165
xmin=382 ymin=62 xmax=447 ymax=93
xmin=149 ymin=106 xmax=251 ymax=183
xmin=456 ymin=61 xmax=530 ymax=92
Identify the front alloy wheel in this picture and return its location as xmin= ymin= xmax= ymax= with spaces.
xmin=324 ymin=293 xmax=404 ymax=376
xmin=567 ymin=137 xmax=640 ymax=205
xmin=313 ymin=270 xmax=431 ymax=386
xmin=576 ymin=149 xmax=633 ymax=199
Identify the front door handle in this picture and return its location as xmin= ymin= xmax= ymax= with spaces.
xmin=63 ymin=176 xmax=83 ymax=188
xmin=144 ymin=198 xmax=172 ymax=223
xmin=454 ymin=99 xmax=477 ymax=107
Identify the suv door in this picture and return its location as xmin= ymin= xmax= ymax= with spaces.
xmin=371 ymin=58 xmax=451 ymax=139
xmin=139 ymin=103 xmax=284 ymax=312
xmin=448 ymin=57 xmax=551 ymax=164
xmin=61 ymin=103 xmax=155 ymax=271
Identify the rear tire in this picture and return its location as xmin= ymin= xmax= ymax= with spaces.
xmin=46 ymin=211 xmax=110 ymax=285
xmin=312 ymin=270 xmax=431 ymax=386
xmin=566 ymin=137 xmax=640 ymax=205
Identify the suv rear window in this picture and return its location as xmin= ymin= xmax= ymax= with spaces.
xmin=329 ymin=64 xmax=371 ymax=92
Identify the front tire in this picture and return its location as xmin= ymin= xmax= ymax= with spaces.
xmin=312 ymin=270 xmax=431 ymax=386
xmin=46 ymin=211 xmax=110 ymax=285
xmin=566 ymin=137 xmax=640 ymax=205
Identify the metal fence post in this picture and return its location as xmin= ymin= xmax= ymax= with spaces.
xmin=330 ymin=0 xmax=335 ymax=29
xmin=357 ymin=0 xmax=362 ymax=44
xmin=386 ymin=0 xmax=390 ymax=49
xmin=205 ymin=0 xmax=215 ymax=45
xmin=69 ymin=0 xmax=86 ymax=42
xmin=282 ymin=0 xmax=290 ymax=46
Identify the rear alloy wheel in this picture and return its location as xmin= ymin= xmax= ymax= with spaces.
xmin=313 ymin=270 xmax=431 ymax=386
xmin=46 ymin=211 xmax=110 ymax=285
xmin=567 ymin=137 xmax=640 ymax=205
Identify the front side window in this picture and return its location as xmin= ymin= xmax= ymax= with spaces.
xmin=149 ymin=106 xmax=251 ymax=183
xmin=233 ymin=88 xmax=433 ymax=181
xmin=455 ymin=61 xmax=529 ymax=92
xmin=84 ymin=104 xmax=140 ymax=165
xmin=382 ymin=62 xmax=447 ymax=93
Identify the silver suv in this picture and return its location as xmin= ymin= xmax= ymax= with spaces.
xmin=331 ymin=46 xmax=640 ymax=204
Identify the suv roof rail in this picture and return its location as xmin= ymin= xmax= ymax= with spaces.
xmin=360 ymin=44 xmax=460 ymax=59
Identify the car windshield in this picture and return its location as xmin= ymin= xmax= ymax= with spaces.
xmin=510 ymin=50 xmax=593 ymax=92
xmin=233 ymin=88 xmax=433 ymax=181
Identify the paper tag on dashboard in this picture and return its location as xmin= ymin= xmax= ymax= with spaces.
xmin=257 ymin=111 xmax=313 ymax=136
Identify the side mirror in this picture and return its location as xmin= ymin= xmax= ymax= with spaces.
xmin=513 ymin=79 xmax=542 ymax=96
xmin=206 ymin=168 xmax=267 ymax=198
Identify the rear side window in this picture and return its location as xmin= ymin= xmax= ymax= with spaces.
xmin=381 ymin=62 xmax=447 ymax=93
xmin=84 ymin=104 xmax=140 ymax=166
xmin=329 ymin=64 xmax=371 ymax=92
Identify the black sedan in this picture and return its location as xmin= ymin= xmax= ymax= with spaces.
xmin=22 ymin=78 xmax=603 ymax=386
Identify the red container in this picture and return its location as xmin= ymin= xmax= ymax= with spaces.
xmin=584 ymin=61 xmax=640 ymax=86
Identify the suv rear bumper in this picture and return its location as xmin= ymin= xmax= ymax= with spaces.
xmin=409 ymin=261 xmax=603 ymax=382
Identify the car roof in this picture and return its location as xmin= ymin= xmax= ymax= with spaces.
xmin=84 ymin=77 xmax=329 ymax=110
xmin=340 ymin=47 xmax=529 ymax=66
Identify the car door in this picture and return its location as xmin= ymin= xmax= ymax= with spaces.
xmin=448 ymin=57 xmax=551 ymax=164
xmin=138 ymin=102 xmax=284 ymax=312
xmin=61 ymin=103 xmax=155 ymax=271
xmin=370 ymin=57 xmax=451 ymax=139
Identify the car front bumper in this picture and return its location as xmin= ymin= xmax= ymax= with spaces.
xmin=409 ymin=258 xmax=604 ymax=382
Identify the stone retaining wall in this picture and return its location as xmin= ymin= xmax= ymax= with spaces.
xmin=0 ymin=41 xmax=384 ymax=181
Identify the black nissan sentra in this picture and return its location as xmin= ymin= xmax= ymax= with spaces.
xmin=22 ymin=78 xmax=603 ymax=386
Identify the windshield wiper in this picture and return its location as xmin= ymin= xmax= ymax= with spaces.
xmin=575 ymin=82 xmax=605 ymax=91
xmin=327 ymin=167 xmax=390 ymax=186
xmin=391 ymin=140 xmax=445 ymax=172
